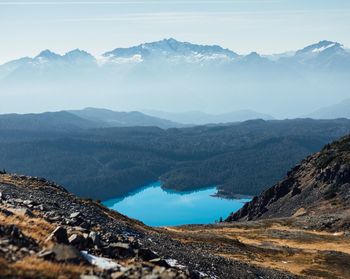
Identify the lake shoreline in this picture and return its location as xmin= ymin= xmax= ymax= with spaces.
xmin=103 ymin=181 xmax=251 ymax=227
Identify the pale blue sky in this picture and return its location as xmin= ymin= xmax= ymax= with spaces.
xmin=1 ymin=0 xmax=350 ymax=63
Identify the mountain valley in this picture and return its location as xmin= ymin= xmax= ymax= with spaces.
xmin=1 ymin=113 xmax=350 ymax=200
xmin=0 ymin=134 xmax=349 ymax=278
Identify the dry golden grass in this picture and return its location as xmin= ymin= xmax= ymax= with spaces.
xmin=0 ymin=207 xmax=54 ymax=244
xmin=10 ymin=257 xmax=88 ymax=279
xmin=163 ymin=220 xmax=350 ymax=278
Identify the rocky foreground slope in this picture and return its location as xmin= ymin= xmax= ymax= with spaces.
xmin=1 ymin=136 xmax=349 ymax=278
xmin=226 ymin=135 xmax=350 ymax=231
xmin=0 ymin=173 xmax=296 ymax=278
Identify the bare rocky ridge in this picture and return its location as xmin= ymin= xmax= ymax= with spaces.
xmin=226 ymin=135 xmax=350 ymax=231
xmin=0 ymin=173 xmax=296 ymax=278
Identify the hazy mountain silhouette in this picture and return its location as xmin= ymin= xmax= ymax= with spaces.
xmin=1 ymin=39 xmax=349 ymax=117
xmin=308 ymin=99 xmax=350 ymax=119
xmin=142 ymin=109 xmax=274 ymax=125
xmin=69 ymin=107 xmax=184 ymax=129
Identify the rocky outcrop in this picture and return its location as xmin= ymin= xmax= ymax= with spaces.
xmin=226 ymin=135 xmax=350 ymax=230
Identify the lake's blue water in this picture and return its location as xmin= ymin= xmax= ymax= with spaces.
xmin=103 ymin=182 xmax=251 ymax=226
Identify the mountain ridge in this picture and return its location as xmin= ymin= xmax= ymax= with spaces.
xmin=1 ymin=39 xmax=349 ymax=117
xmin=1 ymin=39 xmax=348 ymax=66
xmin=226 ymin=134 xmax=350 ymax=231
xmin=142 ymin=109 xmax=274 ymax=125
xmin=0 ymin=108 xmax=185 ymax=130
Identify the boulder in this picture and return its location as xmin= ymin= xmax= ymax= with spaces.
xmin=51 ymin=244 xmax=86 ymax=264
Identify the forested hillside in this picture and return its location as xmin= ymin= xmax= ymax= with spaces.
xmin=0 ymin=118 xmax=350 ymax=200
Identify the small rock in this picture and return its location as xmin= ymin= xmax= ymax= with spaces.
xmin=0 ymin=207 xmax=14 ymax=217
xmin=46 ymin=226 xmax=69 ymax=244
xmin=37 ymin=249 xmax=55 ymax=260
xmin=69 ymin=233 xmax=87 ymax=249
xmin=138 ymin=248 xmax=159 ymax=261
xmin=19 ymin=247 xmax=29 ymax=253
xmin=149 ymin=258 xmax=171 ymax=268
xmin=70 ymin=212 xmax=81 ymax=219
xmin=36 ymin=204 xmax=45 ymax=211
xmin=110 ymin=243 xmax=130 ymax=249
xmin=13 ymin=198 xmax=24 ymax=204
xmin=80 ymin=221 xmax=91 ymax=229
xmin=89 ymin=231 xmax=101 ymax=247
xmin=23 ymin=200 xmax=33 ymax=206
xmin=45 ymin=213 xmax=61 ymax=223
xmin=103 ymin=242 xmax=134 ymax=259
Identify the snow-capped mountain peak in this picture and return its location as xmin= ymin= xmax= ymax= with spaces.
xmin=296 ymin=40 xmax=343 ymax=55
xmin=103 ymin=38 xmax=238 ymax=61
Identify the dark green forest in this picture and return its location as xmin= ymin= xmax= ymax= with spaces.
xmin=1 ymin=116 xmax=350 ymax=200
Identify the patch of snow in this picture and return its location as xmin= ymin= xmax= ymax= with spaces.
xmin=100 ymin=54 xmax=143 ymax=65
xmin=81 ymin=251 xmax=121 ymax=270
xmin=312 ymin=43 xmax=336 ymax=53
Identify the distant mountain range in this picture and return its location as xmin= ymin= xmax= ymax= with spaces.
xmin=2 ymin=39 xmax=349 ymax=79
xmin=142 ymin=109 xmax=274 ymax=125
xmin=0 ymin=104 xmax=348 ymax=133
xmin=307 ymin=99 xmax=350 ymax=119
xmin=0 ymin=108 xmax=185 ymax=131
xmin=0 ymin=39 xmax=349 ymax=117
xmin=0 ymin=111 xmax=96 ymax=132
xmin=69 ymin=108 xmax=183 ymax=129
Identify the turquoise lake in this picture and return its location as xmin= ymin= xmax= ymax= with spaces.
xmin=103 ymin=182 xmax=251 ymax=226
